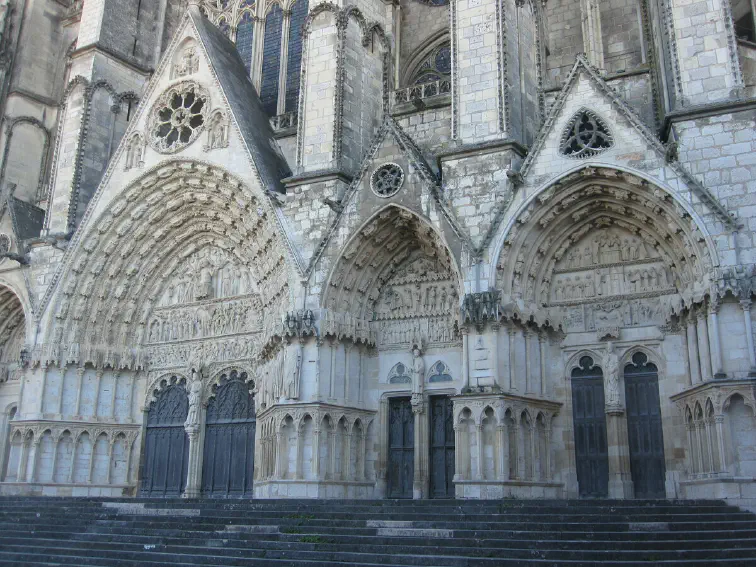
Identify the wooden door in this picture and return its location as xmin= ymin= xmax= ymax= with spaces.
xmin=429 ymin=396 xmax=455 ymax=498
xmin=388 ymin=397 xmax=414 ymax=499
xmin=201 ymin=371 xmax=256 ymax=498
xmin=625 ymin=352 xmax=666 ymax=498
xmin=140 ymin=382 xmax=189 ymax=497
xmin=571 ymin=356 xmax=609 ymax=498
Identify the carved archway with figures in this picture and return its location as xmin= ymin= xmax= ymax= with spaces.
xmin=495 ymin=167 xmax=716 ymax=335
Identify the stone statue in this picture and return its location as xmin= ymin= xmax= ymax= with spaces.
xmin=603 ymin=341 xmax=621 ymax=409
xmin=185 ymin=377 xmax=203 ymax=428
xmin=411 ymin=345 xmax=425 ymax=395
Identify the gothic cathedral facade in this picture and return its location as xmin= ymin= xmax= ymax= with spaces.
xmin=0 ymin=0 xmax=754 ymax=502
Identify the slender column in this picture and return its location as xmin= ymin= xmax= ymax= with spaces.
xmin=344 ymin=432 xmax=353 ymax=481
xmin=544 ymin=425 xmax=552 ymax=481
xmin=497 ymin=425 xmax=507 ymax=481
xmin=294 ymin=425 xmax=303 ymax=480
xmin=715 ymin=415 xmax=727 ymax=473
xmin=105 ymin=440 xmax=115 ymax=484
xmin=57 ymin=369 xmax=65 ymax=415
xmin=694 ymin=422 xmax=706 ymax=474
xmin=38 ymin=366 xmax=49 ymax=416
xmin=375 ymin=398 xmax=389 ymax=496
xmin=741 ymin=300 xmax=756 ymax=374
xmin=359 ymin=432 xmax=367 ymax=481
xmin=274 ymin=431 xmax=284 ymax=479
xmin=128 ymin=373 xmax=138 ymax=422
xmin=705 ymin=419 xmax=715 ymax=474
xmin=525 ymin=331 xmax=533 ymax=394
xmin=92 ymin=370 xmax=104 ymax=418
xmin=516 ymin=422 xmax=525 ymax=479
xmin=605 ymin=408 xmax=634 ymax=498
xmin=109 ymin=372 xmax=119 ymax=419
xmin=686 ymin=423 xmax=697 ymax=475
xmin=276 ymin=10 xmax=291 ymax=114
xmin=530 ymin=424 xmax=538 ymax=480
xmin=329 ymin=429 xmax=337 ymax=480
xmin=357 ymin=349 xmax=364 ymax=404
xmin=344 ymin=344 xmax=351 ymax=403
xmin=50 ymin=437 xmax=59 ymax=482
xmin=312 ymin=428 xmax=321 ymax=480
xmin=67 ymin=439 xmax=78 ymax=483
xmin=328 ymin=340 xmax=336 ymax=400
xmin=510 ymin=422 xmax=519 ymax=479
xmin=686 ymin=316 xmax=701 ymax=385
xmin=475 ymin=424 xmax=484 ymax=480
xmin=16 ymin=438 xmax=28 ymax=482
xmin=453 ymin=425 xmax=463 ymax=482
xmin=508 ymin=329 xmax=517 ymax=391
xmin=28 ymin=438 xmax=42 ymax=483
xmin=86 ymin=436 xmax=96 ymax=483
xmin=490 ymin=324 xmax=500 ymax=387
xmin=412 ymin=402 xmax=424 ymax=499
xmin=696 ymin=310 xmax=713 ymax=382
xmin=538 ymin=334 xmax=547 ymax=397
xmin=124 ymin=435 xmax=135 ymax=484
xmin=708 ymin=305 xmax=725 ymax=378
xmin=461 ymin=329 xmax=470 ymax=391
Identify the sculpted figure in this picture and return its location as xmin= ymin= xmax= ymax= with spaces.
xmin=603 ymin=342 xmax=621 ymax=408
xmin=185 ymin=376 xmax=203 ymax=428
xmin=411 ymin=346 xmax=425 ymax=395
xmin=195 ymin=257 xmax=214 ymax=301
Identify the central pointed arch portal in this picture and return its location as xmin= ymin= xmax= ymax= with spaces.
xmin=323 ymin=204 xmax=463 ymax=499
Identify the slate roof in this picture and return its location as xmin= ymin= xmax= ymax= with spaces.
xmin=191 ymin=11 xmax=291 ymax=193
xmin=8 ymin=196 xmax=44 ymax=242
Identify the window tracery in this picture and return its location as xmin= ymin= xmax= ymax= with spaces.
xmin=560 ymin=110 xmax=613 ymax=158
xmin=198 ymin=0 xmax=308 ymax=117
xmin=410 ymin=41 xmax=452 ymax=85
xmin=148 ymin=82 xmax=209 ymax=154
xmin=370 ymin=163 xmax=405 ymax=198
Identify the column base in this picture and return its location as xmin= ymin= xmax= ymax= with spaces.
xmin=182 ymin=488 xmax=201 ymax=499
xmin=608 ymin=475 xmax=634 ymax=499
xmin=413 ymin=481 xmax=423 ymax=500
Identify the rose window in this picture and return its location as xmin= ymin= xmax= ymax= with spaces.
xmin=371 ymin=163 xmax=405 ymax=198
xmin=561 ymin=110 xmax=613 ymax=158
xmin=149 ymin=82 xmax=209 ymax=153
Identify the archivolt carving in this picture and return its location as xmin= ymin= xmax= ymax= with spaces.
xmin=496 ymin=168 xmax=715 ymax=331
xmin=323 ymin=206 xmax=460 ymax=351
xmin=40 ymin=161 xmax=289 ymax=371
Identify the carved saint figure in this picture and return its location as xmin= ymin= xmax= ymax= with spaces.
xmin=185 ymin=377 xmax=203 ymax=428
xmin=195 ymin=256 xmax=214 ymax=301
xmin=603 ymin=341 xmax=621 ymax=408
xmin=411 ymin=346 xmax=425 ymax=395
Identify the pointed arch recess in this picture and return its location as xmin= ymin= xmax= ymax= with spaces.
xmin=493 ymin=167 xmax=716 ymax=327
xmin=40 ymin=161 xmax=291 ymax=370
xmin=322 ymin=205 xmax=462 ymax=349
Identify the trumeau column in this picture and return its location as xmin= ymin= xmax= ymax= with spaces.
xmin=411 ymin=397 xmax=426 ymax=499
xmin=580 ymin=0 xmax=605 ymax=70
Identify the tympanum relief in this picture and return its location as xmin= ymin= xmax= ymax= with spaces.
xmin=548 ymin=229 xmax=676 ymax=334
xmin=145 ymin=247 xmax=262 ymax=370
xmin=371 ymin=255 xmax=459 ymax=349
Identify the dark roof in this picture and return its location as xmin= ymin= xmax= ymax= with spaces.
xmin=191 ymin=11 xmax=291 ymax=193
xmin=8 ymin=196 xmax=44 ymax=241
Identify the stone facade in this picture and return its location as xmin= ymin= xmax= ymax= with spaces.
xmin=0 ymin=0 xmax=753 ymax=506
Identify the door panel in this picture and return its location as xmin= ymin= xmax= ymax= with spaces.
xmin=202 ymin=371 xmax=256 ymax=498
xmin=141 ymin=382 xmax=189 ymax=497
xmin=388 ymin=397 xmax=414 ymax=499
xmin=625 ymin=353 xmax=666 ymax=498
xmin=571 ymin=357 xmax=609 ymax=498
xmin=429 ymin=396 xmax=455 ymax=498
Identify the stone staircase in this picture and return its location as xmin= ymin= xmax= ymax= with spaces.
xmin=0 ymin=497 xmax=754 ymax=566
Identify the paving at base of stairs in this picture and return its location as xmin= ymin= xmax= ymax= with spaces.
xmin=0 ymin=497 xmax=754 ymax=566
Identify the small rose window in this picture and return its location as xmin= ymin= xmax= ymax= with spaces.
xmin=149 ymin=82 xmax=209 ymax=153
xmin=371 ymin=163 xmax=405 ymax=198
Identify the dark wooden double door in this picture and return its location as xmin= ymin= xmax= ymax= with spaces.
xmin=388 ymin=396 xmax=454 ymax=499
xmin=141 ymin=372 xmax=256 ymax=498
xmin=571 ymin=354 xmax=666 ymax=499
